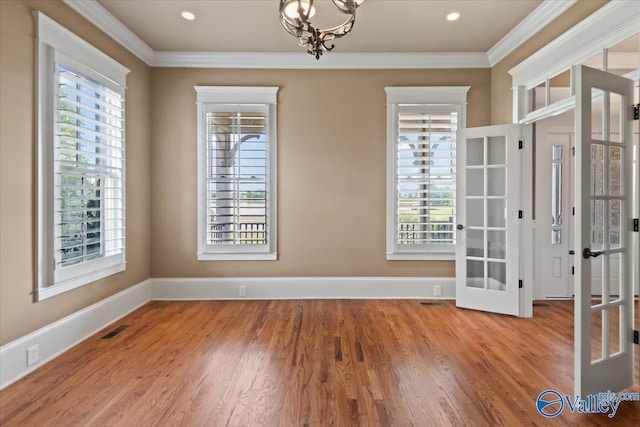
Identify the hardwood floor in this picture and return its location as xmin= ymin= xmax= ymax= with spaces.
xmin=1 ymin=300 xmax=638 ymax=426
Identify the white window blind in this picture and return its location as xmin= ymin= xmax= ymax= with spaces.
xmin=195 ymin=86 xmax=278 ymax=261
xmin=385 ymin=86 xmax=468 ymax=261
xmin=396 ymin=109 xmax=457 ymax=246
xmin=55 ymin=63 xmax=125 ymax=272
xmin=206 ymin=111 xmax=268 ymax=246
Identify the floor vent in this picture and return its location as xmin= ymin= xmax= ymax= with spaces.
xmin=101 ymin=325 xmax=130 ymax=339
xmin=420 ymin=301 xmax=448 ymax=307
xmin=533 ymin=302 xmax=551 ymax=307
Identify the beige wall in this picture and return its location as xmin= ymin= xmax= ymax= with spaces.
xmin=0 ymin=0 xmax=151 ymax=345
xmin=150 ymin=68 xmax=491 ymax=278
xmin=490 ymin=0 xmax=609 ymax=125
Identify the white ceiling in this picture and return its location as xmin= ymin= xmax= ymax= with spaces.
xmin=97 ymin=0 xmax=544 ymax=53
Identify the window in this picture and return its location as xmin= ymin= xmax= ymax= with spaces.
xmin=195 ymin=87 xmax=278 ymax=260
xmin=385 ymin=87 xmax=469 ymax=260
xmin=35 ymin=13 xmax=129 ymax=300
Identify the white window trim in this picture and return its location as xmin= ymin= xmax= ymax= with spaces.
xmin=35 ymin=12 xmax=129 ymax=301
xmin=195 ymin=86 xmax=279 ymax=261
xmin=385 ymin=86 xmax=469 ymax=261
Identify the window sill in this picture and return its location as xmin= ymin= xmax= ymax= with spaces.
xmin=197 ymin=252 xmax=278 ymax=261
xmin=386 ymin=252 xmax=455 ymax=261
xmin=36 ymin=262 xmax=126 ymax=301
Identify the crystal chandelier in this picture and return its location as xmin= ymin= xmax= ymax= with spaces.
xmin=279 ymin=0 xmax=365 ymax=60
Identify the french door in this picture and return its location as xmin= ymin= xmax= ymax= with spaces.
xmin=574 ymin=65 xmax=635 ymax=396
xmin=455 ymin=125 xmax=522 ymax=316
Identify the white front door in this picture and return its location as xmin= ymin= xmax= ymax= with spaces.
xmin=574 ymin=65 xmax=635 ymax=396
xmin=455 ymin=125 xmax=523 ymax=316
xmin=534 ymin=123 xmax=575 ymax=299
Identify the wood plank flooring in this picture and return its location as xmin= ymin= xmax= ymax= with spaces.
xmin=1 ymin=300 xmax=638 ymax=426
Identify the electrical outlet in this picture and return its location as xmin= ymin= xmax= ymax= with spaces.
xmin=239 ymin=285 xmax=247 ymax=297
xmin=434 ymin=285 xmax=442 ymax=297
xmin=27 ymin=345 xmax=39 ymax=367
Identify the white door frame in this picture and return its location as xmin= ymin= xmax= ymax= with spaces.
xmin=533 ymin=120 xmax=575 ymax=299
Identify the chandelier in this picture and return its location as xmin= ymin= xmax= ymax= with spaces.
xmin=279 ymin=0 xmax=365 ymax=59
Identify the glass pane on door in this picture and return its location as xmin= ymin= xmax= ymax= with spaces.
xmin=591 ymin=88 xmax=604 ymax=140
xmin=488 ymin=136 xmax=506 ymax=165
xmin=467 ymin=199 xmax=484 ymax=227
xmin=487 ymin=168 xmax=506 ymax=196
xmin=591 ymin=310 xmax=604 ymax=363
xmin=467 ymin=138 xmax=484 ymax=166
xmin=487 ymin=230 xmax=506 ymax=260
xmin=487 ymin=199 xmax=506 ymax=228
xmin=608 ymin=306 xmax=623 ymax=356
xmin=609 ymin=92 xmax=623 ymax=143
xmin=467 ymin=260 xmax=484 ymax=289
xmin=487 ymin=261 xmax=506 ymax=292
xmin=609 ymin=253 xmax=622 ymax=302
xmin=467 ymin=229 xmax=484 ymax=258
xmin=466 ymin=169 xmax=484 ymax=196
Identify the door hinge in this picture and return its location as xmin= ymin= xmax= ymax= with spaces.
xmin=634 ymin=330 xmax=639 ymax=345
xmin=518 ymin=140 xmax=523 ymax=150
xmin=572 ymin=147 xmax=575 ymax=156
xmin=572 ymin=207 xmax=575 ymax=216
xmin=633 ymin=218 xmax=639 ymax=232
xmin=571 ymin=266 xmax=574 ymax=275
xmin=519 ymin=280 xmax=523 ymax=289
xmin=518 ymin=210 xmax=523 ymax=219
xmin=569 ymin=250 xmax=575 ymax=255
xmin=634 ymin=104 xmax=639 ymax=120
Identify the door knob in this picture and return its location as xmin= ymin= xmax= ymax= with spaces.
xmin=582 ymin=248 xmax=603 ymax=259
xmin=456 ymin=224 xmax=464 ymax=230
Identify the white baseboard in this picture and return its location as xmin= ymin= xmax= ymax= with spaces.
xmin=0 ymin=279 xmax=151 ymax=390
xmin=1 ymin=276 xmax=454 ymax=390
xmin=151 ymin=277 xmax=456 ymax=300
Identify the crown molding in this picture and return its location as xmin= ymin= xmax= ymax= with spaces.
xmin=62 ymin=0 xmax=155 ymax=65
xmin=61 ymin=0 xmax=594 ymax=71
xmin=152 ymin=51 xmax=490 ymax=69
xmin=61 ymin=0 xmax=489 ymax=69
xmin=509 ymin=0 xmax=640 ymax=88
xmin=487 ymin=0 xmax=577 ymax=66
